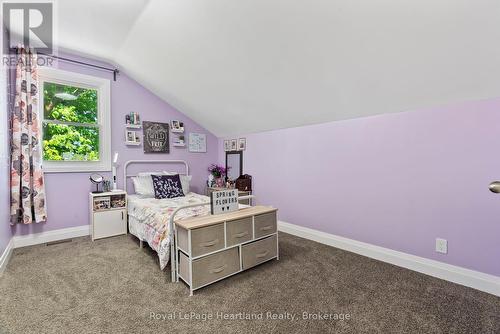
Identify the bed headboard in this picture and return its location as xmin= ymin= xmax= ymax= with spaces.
xmin=123 ymin=159 xmax=189 ymax=193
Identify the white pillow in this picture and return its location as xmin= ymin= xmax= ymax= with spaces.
xmin=164 ymin=172 xmax=192 ymax=194
xmin=133 ymin=172 xmax=166 ymax=197
xmin=131 ymin=175 xmax=155 ymax=197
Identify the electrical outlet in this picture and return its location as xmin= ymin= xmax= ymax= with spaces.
xmin=436 ymin=238 xmax=447 ymax=254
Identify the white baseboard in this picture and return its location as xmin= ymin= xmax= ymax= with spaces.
xmin=13 ymin=225 xmax=90 ymax=249
xmin=0 ymin=238 xmax=14 ymax=275
xmin=278 ymin=221 xmax=500 ymax=297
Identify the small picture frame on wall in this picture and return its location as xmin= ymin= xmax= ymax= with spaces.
xmin=171 ymin=120 xmax=184 ymax=133
xmin=224 ymin=140 xmax=230 ymax=151
xmin=125 ymin=130 xmax=141 ymax=145
xmin=238 ymin=138 xmax=246 ymax=151
xmin=230 ymin=139 xmax=237 ymax=151
xmin=126 ymin=130 xmax=134 ymax=142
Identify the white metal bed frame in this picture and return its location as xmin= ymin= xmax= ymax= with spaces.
xmin=123 ymin=159 xmax=255 ymax=282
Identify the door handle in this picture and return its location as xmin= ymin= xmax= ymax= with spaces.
xmin=201 ymin=239 xmax=219 ymax=247
xmin=256 ymin=250 xmax=269 ymax=258
xmin=489 ymin=181 xmax=500 ymax=193
xmin=210 ymin=265 xmax=227 ymax=274
xmin=121 ymin=211 xmax=124 ymax=220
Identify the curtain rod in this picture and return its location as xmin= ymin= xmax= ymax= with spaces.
xmin=9 ymin=48 xmax=119 ymax=81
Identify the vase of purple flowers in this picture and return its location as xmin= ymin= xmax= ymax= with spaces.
xmin=208 ymin=164 xmax=229 ymax=187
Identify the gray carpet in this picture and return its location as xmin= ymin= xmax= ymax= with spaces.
xmin=0 ymin=232 xmax=498 ymax=334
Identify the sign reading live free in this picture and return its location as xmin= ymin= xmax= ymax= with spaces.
xmin=210 ymin=189 xmax=238 ymax=215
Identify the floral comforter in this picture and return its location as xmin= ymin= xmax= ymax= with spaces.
xmin=127 ymin=193 xmax=211 ymax=270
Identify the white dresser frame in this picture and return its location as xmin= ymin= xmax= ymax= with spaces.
xmin=175 ymin=210 xmax=279 ymax=296
xmin=123 ymin=159 xmax=259 ymax=283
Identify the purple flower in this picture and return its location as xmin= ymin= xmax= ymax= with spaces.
xmin=208 ymin=164 xmax=230 ymax=178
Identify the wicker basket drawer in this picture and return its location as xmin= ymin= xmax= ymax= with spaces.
xmin=178 ymin=251 xmax=190 ymax=283
xmin=191 ymin=223 xmax=225 ymax=257
xmin=192 ymin=247 xmax=240 ymax=288
xmin=241 ymin=235 xmax=277 ymax=270
xmin=254 ymin=212 xmax=277 ymax=238
xmin=226 ymin=217 xmax=253 ymax=246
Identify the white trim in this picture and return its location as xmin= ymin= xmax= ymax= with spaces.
xmin=38 ymin=67 xmax=111 ymax=173
xmin=13 ymin=225 xmax=90 ymax=249
xmin=0 ymin=238 xmax=14 ymax=276
xmin=278 ymin=221 xmax=500 ymax=297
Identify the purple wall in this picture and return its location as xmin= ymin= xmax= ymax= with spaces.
xmin=11 ymin=53 xmax=218 ymax=237
xmin=220 ymin=99 xmax=500 ymax=277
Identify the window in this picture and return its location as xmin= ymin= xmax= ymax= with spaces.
xmin=39 ymin=68 xmax=111 ymax=172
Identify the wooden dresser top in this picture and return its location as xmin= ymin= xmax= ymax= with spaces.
xmin=175 ymin=205 xmax=277 ymax=230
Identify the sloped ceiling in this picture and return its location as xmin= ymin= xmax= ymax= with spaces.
xmin=55 ymin=0 xmax=500 ymax=136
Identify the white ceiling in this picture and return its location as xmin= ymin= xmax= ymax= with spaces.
xmin=54 ymin=0 xmax=500 ymax=136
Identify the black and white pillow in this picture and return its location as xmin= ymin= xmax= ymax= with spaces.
xmin=151 ymin=174 xmax=185 ymax=199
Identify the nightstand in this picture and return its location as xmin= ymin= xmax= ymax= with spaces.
xmin=206 ymin=187 xmax=252 ymax=205
xmin=89 ymin=191 xmax=127 ymax=240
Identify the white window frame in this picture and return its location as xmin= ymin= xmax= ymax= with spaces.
xmin=39 ymin=67 xmax=111 ymax=173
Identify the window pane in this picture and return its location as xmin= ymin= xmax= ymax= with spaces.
xmin=42 ymin=123 xmax=99 ymax=161
xmin=43 ymin=82 xmax=98 ymax=124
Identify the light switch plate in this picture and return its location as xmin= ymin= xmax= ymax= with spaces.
xmin=436 ymin=238 xmax=448 ymax=254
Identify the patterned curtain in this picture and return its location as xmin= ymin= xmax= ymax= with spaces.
xmin=10 ymin=47 xmax=47 ymax=224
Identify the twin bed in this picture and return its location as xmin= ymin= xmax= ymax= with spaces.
xmin=123 ymin=160 xmax=259 ymax=287
xmin=128 ymin=192 xmax=211 ymax=270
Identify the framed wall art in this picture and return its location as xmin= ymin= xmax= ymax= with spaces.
xmin=171 ymin=120 xmax=184 ymax=133
xmin=230 ymin=139 xmax=237 ymax=151
xmin=188 ymin=133 xmax=207 ymax=153
xmin=238 ymin=138 xmax=246 ymax=151
xmin=143 ymin=121 xmax=170 ymax=153
xmin=125 ymin=130 xmax=140 ymax=146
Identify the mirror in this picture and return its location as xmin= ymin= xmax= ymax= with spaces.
xmin=226 ymin=151 xmax=243 ymax=181
xmin=89 ymin=173 xmax=104 ymax=193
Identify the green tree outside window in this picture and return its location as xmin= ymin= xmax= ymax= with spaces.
xmin=42 ymin=82 xmax=100 ymax=161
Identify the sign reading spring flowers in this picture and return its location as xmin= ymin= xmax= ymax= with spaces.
xmin=210 ymin=189 xmax=239 ymax=215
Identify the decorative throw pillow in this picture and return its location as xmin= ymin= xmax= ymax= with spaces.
xmin=151 ymin=174 xmax=185 ymax=199
xmin=133 ymin=172 xmax=167 ymax=197
xmin=164 ymin=172 xmax=192 ymax=194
